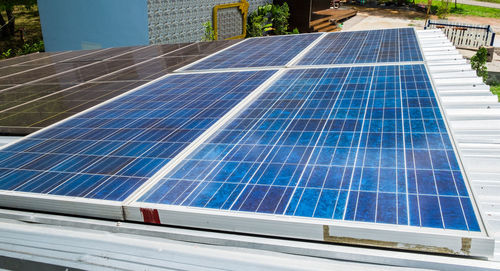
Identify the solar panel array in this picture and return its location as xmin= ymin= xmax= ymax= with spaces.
xmin=0 ymin=29 xmax=483 ymax=240
xmin=140 ymin=64 xmax=478 ymax=231
xmin=0 ymin=71 xmax=274 ymax=201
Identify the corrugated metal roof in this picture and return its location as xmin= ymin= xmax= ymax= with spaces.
xmin=416 ymin=29 xmax=500 ymax=260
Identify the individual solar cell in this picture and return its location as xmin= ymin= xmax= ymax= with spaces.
xmin=298 ymin=28 xmax=423 ymax=66
xmin=140 ymin=65 xmax=479 ymax=232
xmin=184 ymin=34 xmax=321 ymax=71
xmin=0 ymin=70 xmax=275 ymax=201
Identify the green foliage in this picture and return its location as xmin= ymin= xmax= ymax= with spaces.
xmin=436 ymin=0 xmax=450 ymax=19
xmin=202 ymin=21 xmax=215 ymax=41
xmin=247 ymin=4 xmax=273 ymax=37
xmin=0 ymin=0 xmax=36 ymax=11
xmin=470 ymin=47 xmax=488 ymax=83
xmin=489 ymin=81 xmax=500 ymax=102
xmin=0 ymin=40 xmax=43 ymax=59
xmin=291 ymin=28 xmax=299 ymax=34
xmin=19 ymin=39 xmax=43 ymax=54
xmin=270 ymin=2 xmax=289 ymax=35
xmin=1 ymin=48 xmax=11 ymax=58
xmin=246 ymin=3 xmax=295 ymax=37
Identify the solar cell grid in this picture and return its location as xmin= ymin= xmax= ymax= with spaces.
xmin=183 ymin=34 xmax=321 ymax=71
xmin=298 ymin=28 xmax=423 ymax=66
xmin=0 ymin=70 xmax=275 ymax=201
xmin=140 ymin=65 xmax=479 ymax=231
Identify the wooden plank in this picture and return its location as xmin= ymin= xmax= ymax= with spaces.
xmin=317 ymin=24 xmax=337 ymax=32
xmin=313 ymin=8 xmax=357 ymax=17
xmin=309 ymin=9 xmax=357 ymax=30
xmin=309 ymin=15 xmax=335 ymax=27
xmin=313 ymin=21 xmax=333 ymax=31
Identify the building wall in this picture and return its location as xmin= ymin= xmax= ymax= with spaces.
xmin=148 ymin=0 xmax=272 ymax=45
xmin=38 ymin=0 xmax=149 ymax=52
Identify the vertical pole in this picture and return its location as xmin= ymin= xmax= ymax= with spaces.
xmin=425 ymin=0 xmax=432 ymax=27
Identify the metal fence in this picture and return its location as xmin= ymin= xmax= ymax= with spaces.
xmin=425 ymin=20 xmax=496 ymax=48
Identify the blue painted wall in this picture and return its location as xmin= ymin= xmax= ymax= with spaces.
xmin=38 ymin=0 xmax=149 ymax=52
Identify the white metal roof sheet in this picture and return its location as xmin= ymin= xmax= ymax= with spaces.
xmin=416 ymin=29 xmax=500 ymax=260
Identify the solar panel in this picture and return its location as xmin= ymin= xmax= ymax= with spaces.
xmin=0 ymin=70 xmax=275 ymax=201
xmin=297 ymin=28 xmax=423 ymax=66
xmin=182 ymin=34 xmax=321 ymax=71
xmin=0 ymin=41 xmax=239 ymax=135
xmin=139 ymin=65 xmax=479 ymax=231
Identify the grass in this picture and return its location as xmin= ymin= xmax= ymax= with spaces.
xmin=491 ymin=84 xmax=500 ymax=102
xmin=415 ymin=0 xmax=500 ymax=17
xmin=0 ymin=5 xmax=43 ymax=57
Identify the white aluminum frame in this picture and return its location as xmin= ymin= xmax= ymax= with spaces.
xmin=1 ymin=208 xmax=499 ymax=271
xmin=123 ymin=201 xmax=493 ymax=257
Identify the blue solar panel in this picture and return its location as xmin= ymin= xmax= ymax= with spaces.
xmin=298 ymin=28 xmax=423 ymax=66
xmin=140 ymin=65 xmax=479 ymax=231
xmin=184 ymin=34 xmax=321 ymax=71
xmin=0 ymin=70 xmax=275 ymax=201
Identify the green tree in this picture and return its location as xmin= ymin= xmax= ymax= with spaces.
xmin=0 ymin=0 xmax=36 ymax=37
xmin=470 ymin=47 xmax=488 ymax=82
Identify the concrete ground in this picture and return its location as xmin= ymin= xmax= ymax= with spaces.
xmin=340 ymin=6 xmax=500 ymax=74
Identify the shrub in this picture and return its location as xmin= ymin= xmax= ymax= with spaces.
xmin=0 ymin=40 xmax=44 ymax=59
xmin=470 ymin=47 xmax=488 ymax=82
xmin=246 ymin=3 xmax=295 ymax=37
xmin=437 ymin=0 xmax=450 ymax=18
xmin=202 ymin=21 xmax=215 ymax=41
xmin=271 ymin=3 xmax=290 ymax=35
xmin=246 ymin=4 xmax=273 ymax=37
